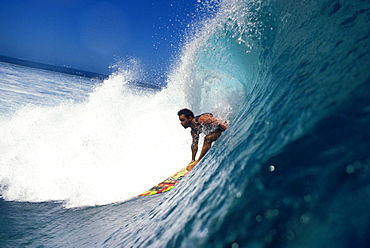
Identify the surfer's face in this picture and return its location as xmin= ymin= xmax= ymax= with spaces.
xmin=179 ymin=115 xmax=192 ymax=129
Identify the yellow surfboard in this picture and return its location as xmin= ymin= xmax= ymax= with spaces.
xmin=138 ymin=167 xmax=189 ymax=196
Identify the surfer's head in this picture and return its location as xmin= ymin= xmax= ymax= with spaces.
xmin=178 ymin=108 xmax=194 ymax=129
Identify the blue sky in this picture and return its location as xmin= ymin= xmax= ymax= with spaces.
xmin=0 ymin=0 xmax=205 ymax=83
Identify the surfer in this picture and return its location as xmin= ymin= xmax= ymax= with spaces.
xmin=178 ymin=108 xmax=228 ymax=171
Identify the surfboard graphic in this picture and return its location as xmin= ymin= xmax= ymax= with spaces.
xmin=138 ymin=167 xmax=189 ymax=196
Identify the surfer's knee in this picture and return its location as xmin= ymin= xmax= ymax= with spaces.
xmin=204 ymin=135 xmax=213 ymax=144
xmin=204 ymin=131 xmax=222 ymax=144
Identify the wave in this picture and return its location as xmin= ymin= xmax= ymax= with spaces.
xmin=0 ymin=0 xmax=369 ymax=246
xmin=113 ymin=0 xmax=370 ymax=246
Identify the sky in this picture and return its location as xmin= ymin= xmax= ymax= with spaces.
xmin=0 ymin=0 xmax=208 ymax=84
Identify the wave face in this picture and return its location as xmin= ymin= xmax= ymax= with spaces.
xmin=126 ymin=0 xmax=370 ymax=247
xmin=1 ymin=0 xmax=369 ymax=247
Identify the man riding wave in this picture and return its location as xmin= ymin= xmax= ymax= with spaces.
xmin=177 ymin=108 xmax=228 ymax=171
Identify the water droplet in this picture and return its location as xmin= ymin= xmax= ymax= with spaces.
xmin=231 ymin=242 xmax=239 ymax=248
xmin=300 ymin=213 xmax=311 ymax=224
xmin=346 ymin=165 xmax=355 ymax=174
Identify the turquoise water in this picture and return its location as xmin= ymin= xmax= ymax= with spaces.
xmin=1 ymin=0 xmax=370 ymax=247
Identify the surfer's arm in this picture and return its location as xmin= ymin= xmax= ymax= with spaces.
xmin=198 ymin=115 xmax=228 ymax=131
xmin=191 ymin=130 xmax=199 ymax=161
xmin=218 ymin=120 xmax=228 ymax=131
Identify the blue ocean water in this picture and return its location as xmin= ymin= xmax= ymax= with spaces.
xmin=1 ymin=0 xmax=370 ymax=247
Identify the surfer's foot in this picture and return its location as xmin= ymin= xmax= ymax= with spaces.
xmin=187 ymin=161 xmax=198 ymax=171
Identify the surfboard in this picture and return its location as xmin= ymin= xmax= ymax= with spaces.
xmin=138 ymin=167 xmax=189 ymax=196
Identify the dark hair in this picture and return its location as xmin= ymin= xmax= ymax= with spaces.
xmin=177 ymin=108 xmax=194 ymax=118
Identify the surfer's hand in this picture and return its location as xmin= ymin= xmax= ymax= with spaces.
xmin=187 ymin=161 xmax=198 ymax=171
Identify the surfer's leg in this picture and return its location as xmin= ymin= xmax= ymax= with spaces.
xmin=197 ymin=130 xmax=222 ymax=162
